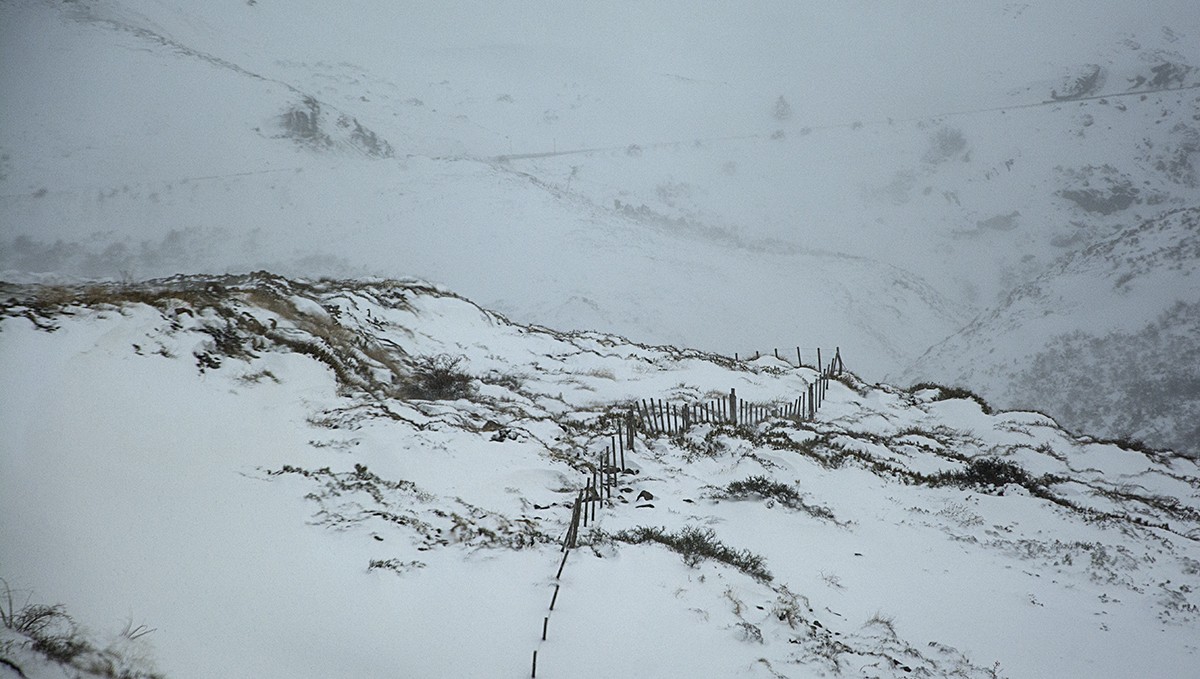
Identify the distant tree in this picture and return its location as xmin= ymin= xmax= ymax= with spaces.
xmin=773 ymin=95 xmax=792 ymax=121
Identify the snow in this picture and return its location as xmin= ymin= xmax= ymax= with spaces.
xmin=2 ymin=277 xmax=1198 ymax=678
xmin=3 ymin=0 xmax=1200 ymax=674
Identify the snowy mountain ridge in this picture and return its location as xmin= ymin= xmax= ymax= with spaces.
xmin=2 ymin=273 xmax=1198 ymax=678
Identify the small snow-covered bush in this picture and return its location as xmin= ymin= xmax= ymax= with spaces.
xmin=909 ymin=382 xmax=993 ymax=414
xmin=716 ymin=476 xmax=840 ymax=523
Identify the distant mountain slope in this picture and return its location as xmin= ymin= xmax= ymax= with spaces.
xmin=905 ymin=206 xmax=1200 ymax=456
xmin=2 ymin=273 xmax=1198 ymax=678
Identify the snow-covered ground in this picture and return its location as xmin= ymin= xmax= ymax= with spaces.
xmin=2 ymin=275 xmax=1197 ymax=678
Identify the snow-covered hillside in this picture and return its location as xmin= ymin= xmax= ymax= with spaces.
xmin=2 ymin=274 xmax=1198 ymax=678
xmin=907 ymin=206 xmax=1200 ymax=457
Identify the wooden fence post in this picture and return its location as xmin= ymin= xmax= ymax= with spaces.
xmin=606 ymin=450 xmax=613 ymax=498
xmin=550 ymin=584 xmax=560 ymax=610
xmin=556 ymin=549 xmax=569 ymax=579
xmin=626 ymin=411 xmax=635 ymax=463
xmin=609 ymin=439 xmax=616 ymax=484
xmin=796 ymin=346 xmax=802 ymax=367
xmin=817 ymin=348 xmax=823 ymax=376
xmin=604 ymin=449 xmax=611 ymax=494
xmin=730 ymin=389 xmax=738 ymax=426
xmin=532 ymin=650 xmax=538 ymax=678
xmin=581 ymin=488 xmax=589 ymax=528
xmin=600 ymin=451 xmax=607 ymax=499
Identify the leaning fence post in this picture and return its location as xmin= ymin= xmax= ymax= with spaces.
xmin=796 ymin=346 xmax=802 ymax=367
xmin=572 ymin=494 xmax=581 ymax=547
xmin=556 ymin=548 xmax=569 ymax=579
xmin=817 ymin=348 xmax=823 ymax=376
xmin=532 ymin=650 xmax=538 ymax=678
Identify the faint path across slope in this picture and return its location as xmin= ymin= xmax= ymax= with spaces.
xmin=490 ymin=82 xmax=1200 ymax=163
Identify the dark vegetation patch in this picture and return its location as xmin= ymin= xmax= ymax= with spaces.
xmin=604 ymin=526 xmax=772 ymax=582
xmin=402 ymin=354 xmax=476 ymax=401
xmin=714 ymin=476 xmax=842 ymax=524
xmin=266 ymin=464 xmax=549 ymax=550
xmin=909 ymin=382 xmax=994 ymax=414
xmin=1 ymin=580 xmax=163 ymax=679
xmin=0 ymin=272 xmax=490 ymax=402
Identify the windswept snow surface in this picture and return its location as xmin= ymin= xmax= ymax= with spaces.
xmin=2 ymin=275 xmax=1198 ymax=678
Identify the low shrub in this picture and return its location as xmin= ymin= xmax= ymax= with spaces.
xmin=909 ymin=382 xmax=993 ymax=414
xmin=718 ymin=476 xmax=840 ymax=523
xmin=1 ymin=579 xmax=163 ymax=678
xmin=607 ymin=526 xmax=772 ymax=582
xmin=403 ymin=354 xmax=476 ymax=401
xmin=932 ymin=457 xmax=1054 ymax=495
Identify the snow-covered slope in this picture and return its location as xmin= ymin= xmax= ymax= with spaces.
xmin=906 ymin=206 xmax=1200 ymax=457
xmin=2 ymin=274 xmax=1198 ymax=678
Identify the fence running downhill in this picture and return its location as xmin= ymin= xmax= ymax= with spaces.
xmin=530 ymin=346 xmax=845 ymax=677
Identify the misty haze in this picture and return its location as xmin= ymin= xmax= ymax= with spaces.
xmin=2 ymin=2 xmax=1199 ymax=678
